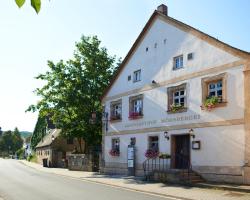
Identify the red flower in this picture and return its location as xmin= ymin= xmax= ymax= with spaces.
xmin=145 ymin=149 xmax=159 ymax=158
xmin=109 ymin=149 xmax=120 ymax=157
xmin=129 ymin=112 xmax=142 ymax=119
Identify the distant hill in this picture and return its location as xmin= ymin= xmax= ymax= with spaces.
xmin=20 ymin=131 xmax=32 ymax=139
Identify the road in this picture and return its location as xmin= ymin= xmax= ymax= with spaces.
xmin=0 ymin=159 xmax=173 ymax=200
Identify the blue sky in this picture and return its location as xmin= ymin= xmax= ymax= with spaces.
xmin=0 ymin=0 xmax=249 ymax=132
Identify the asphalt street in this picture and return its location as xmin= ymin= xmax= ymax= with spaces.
xmin=0 ymin=159 xmax=175 ymax=200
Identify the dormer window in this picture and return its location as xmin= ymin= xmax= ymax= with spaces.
xmin=173 ymin=55 xmax=183 ymax=70
xmin=133 ymin=69 xmax=141 ymax=82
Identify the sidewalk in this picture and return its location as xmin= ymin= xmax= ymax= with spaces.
xmin=20 ymin=160 xmax=250 ymax=200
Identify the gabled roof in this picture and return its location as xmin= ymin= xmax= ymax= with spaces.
xmin=36 ymin=129 xmax=61 ymax=148
xmin=101 ymin=10 xmax=250 ymax=101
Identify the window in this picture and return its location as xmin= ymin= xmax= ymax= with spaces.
xmin=112 ymin=138 xmax=120 ymax=152
xmin=208 ymin=80 xmax=223 ymax=99
xmin=146 ymin=47 xmax=149 ymax=52
xmin=154 ymin=43 xmax=157 ymax=48
xmin=110 ymin=100 xmax=122 ymax=121
xmin=129 ymin=95 xmax=143 ymax=119
xmin=148 ymin=136 xmax=159 ymax=151
xmin=167 ymin=83 xmax=187 ymax=113
xmin=187 ymin=53 xmax=193 ymax=60
xmin=133 ymin=70 xmax=141 ymax=82
xmin=67 ymin=138 xmax=74 ymax=145
xmin=128 ymin=75 xmax=131 ymax=81
xmin=173 ymin=55 xmax=183 ymax=70
xmin=173 ymin=89 xmax=186 ymax=106
xmin=201 ymin=73 xmax=227 ymax=107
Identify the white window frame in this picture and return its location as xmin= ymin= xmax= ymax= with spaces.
xmin=133 ymin=70 xmax=141 ymax=82
xmin=173 ymin=89 xmax=186 ymax=106
xmin=133 ymin=99 xmax=142 ymax=113
xmin=173 ymin=55 xmax=183 ymax=70
xmin=208 ymin=80 xmax=223 ymax=98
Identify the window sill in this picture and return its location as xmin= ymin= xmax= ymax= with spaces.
xmin=133 ymin=80 xmax=141 ymax=83
xmin=167 ymin=107 xmax=187 ymax=114
xmin=172 ymin=66 xmax=184 ymax=71
xmin=128 ymin=115 xmax=143 ymax=120
xmin=201 ymin=101 xmax=227 ymax=111
xmin=110 ymin=119 xmax=122 ymax=123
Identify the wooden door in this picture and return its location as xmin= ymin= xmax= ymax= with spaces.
xmin=174 ymin=135 xmax=190 ymax=169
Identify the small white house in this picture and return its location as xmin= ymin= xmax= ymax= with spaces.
xmin=101 ymin=4 xmax=250 ymax=184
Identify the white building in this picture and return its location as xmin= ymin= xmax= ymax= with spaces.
xmin=101 ymin=4 xmax=250 ymax=184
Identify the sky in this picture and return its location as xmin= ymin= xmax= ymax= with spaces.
xmin=0 ymin=0 xmax=249 ymax=132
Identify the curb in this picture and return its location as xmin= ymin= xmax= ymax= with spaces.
xmin=19 ymin=160 xmax=250 ymax=199
xmin=195 ymin=183 xmax=250 ymax=194
xmin=19 ymin=160 xmax=192 ymax=200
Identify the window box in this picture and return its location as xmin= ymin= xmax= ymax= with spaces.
xmin=200 ymin=96 xmax=226 ymax=111
xmin=168 ymin=103 xmax=187 ymax=113
xmin=201 ymin=73 xmax=227 ymax=111
xmin=159 ymin=153 xmax=171 ymax=159
xmin=109 ymin=149 xmax=120 ymax=157
xmin=145 ymin=149 xmax=159 ymax=158
xmin=128 ymin=111 xmax=143 ymax=119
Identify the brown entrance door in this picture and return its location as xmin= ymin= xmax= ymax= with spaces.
xmin=173 ymin=135 xmax=190 ymax=169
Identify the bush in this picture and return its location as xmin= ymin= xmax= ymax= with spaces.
xmin=27 ymin=153 xmax=37 ymax=163
xmin=16 ymin=148 xmax=25 ymax=159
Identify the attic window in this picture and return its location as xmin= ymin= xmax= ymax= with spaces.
xmin=187 ymin=53 xmax=194 ymax=60
xmin=173 ymin=55 xmax=183 ymax=70
xmin=146 ymin=47 xmax=149 ymax=52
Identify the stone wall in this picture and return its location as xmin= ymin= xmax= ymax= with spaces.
xmin=67 ymin=154 xmax=93 ymax=171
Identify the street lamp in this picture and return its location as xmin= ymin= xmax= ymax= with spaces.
xmin=189 ymin=128 xmax=195 ymax=139
xmin=164 ymin=131 xmax=170 ymax=140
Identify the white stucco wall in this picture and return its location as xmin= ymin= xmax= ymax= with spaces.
xmin=106 ymin=17 xmax=239 ymax=98
xmin=105 ymin=124 xmax=245 ymax=167
xmin=106 ymin=65 xmax=244 ymax=133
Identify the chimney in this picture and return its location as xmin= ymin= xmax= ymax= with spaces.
xmin=157 ymin=4 xmax=168 ymax=16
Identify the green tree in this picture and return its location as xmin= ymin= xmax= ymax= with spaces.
xmin=0 ymin=128 xmax=23 ymax=154
xmin=13 ymin=127 xmax=24 ymax=152
xmin=30 ymin=115 xmax=47 ymax=149
xmin=15 ymin=0 xmax=41 ymax=13
xmin=27 ymin=35 xmax=119 ymax=153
